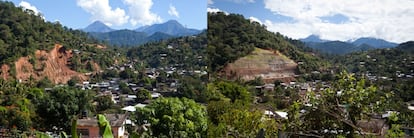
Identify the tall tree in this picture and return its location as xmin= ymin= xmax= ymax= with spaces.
xmin=0 ymin=79 xmax=35 ymax=131
xmin=134 ymin=97 xmax=207 ymax=137
xmin=36 ymin=86 xmax=92 ymax=132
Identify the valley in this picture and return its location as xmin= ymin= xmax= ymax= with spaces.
xmin=0 ymin=0 xmax=413 ymax=138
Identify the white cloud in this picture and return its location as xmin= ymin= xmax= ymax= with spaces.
xmin=263 ymin=0 xmax=414 ymax=43
xmin=77 ymin=0 xmax=129 ymax=26
xmin=168 ymin=4 xmax=179 ymax=18
xmin=208 ymin=0 xmax=214 ymax=5
xmin=207 ymin=7 xmax=220 ymax=13
xmin=249 ymin=16 xmax=262 ymax=24
xmin=19 ymin=1 xmax=41 ymax=16
xmin=207 ymin=7 xmax=228 ymax=15
xmin=123 ymin=0 xmax=162 ymax=26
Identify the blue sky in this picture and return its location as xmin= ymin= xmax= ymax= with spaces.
xmin=9 ymin=0 xmax=207 ymax=30
xmin=208 ymin=0 xmax=414 ymax=43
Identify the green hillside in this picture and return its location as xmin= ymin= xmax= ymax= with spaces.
xmin=127 ymin=31 xmax=207 ymax=70
xmin=0 ymin=1 xmax=121 ymax=71
xmin=332 ymin=46 xmax=414 ymax=77
xmin=397 ymin=41 xmax=414 ymax=54
xmin=207 ymin=12 xmax=328 ymax=73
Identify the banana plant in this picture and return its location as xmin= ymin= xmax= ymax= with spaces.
xmin=98 ymin=114 xmax=114 ymax=138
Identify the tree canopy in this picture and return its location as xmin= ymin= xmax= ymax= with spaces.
xmin=134 ymin=97 xmax=207 ymax=137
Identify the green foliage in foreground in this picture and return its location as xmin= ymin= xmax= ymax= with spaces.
xmin=205 ymin=81 xmax=279 ymax=137
xmin=0 ymin=78 xmax=94 ymax=136
xmin=98 ymin=114 xmax=114 ymax=138
xmin=0 ymin=79 xmax=37 ymax=131
xmin=134 ymin=97 xmax=207 ymax=138
xmin=287 ymin=71 xmax=392 ymax=137
xmin=36 ymin=86 xmax=92 ymax=133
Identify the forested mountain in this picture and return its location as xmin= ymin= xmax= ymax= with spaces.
xmin=397 ymin=41 xmax=414 ymax=54
xmin=333 ymin=47 xmax=413 ymax=77
xmin=305 ymin=41 xmax=375 ymax=55
xmin=87 ymin=20 xmax=200 ymax=46
xmin=0 ymin=1 xmax=121 ymax=81
xmin=208 ymin=12 xmax=328 ymax=73
xmin=127 ymin=31 xmax=207 ymax=69
xmin=352 ymin=37 xmax=398 ymax=48
xmin=83 ymin=21 xmax=114 ymax=33
xmin=331 ymin=41 xmax=414 ymax=77
xmin=135 ymin=20 xmax=201 ymax=36
xmin=301 ymin=35 xmax=398 ymax=54
xmin=88 ymin=29 xmax=175 ymax=46
xmin=0 ymin=1 xmax=97 ymax=64
xmin=300 ymin=34 xmax=326 ymax=43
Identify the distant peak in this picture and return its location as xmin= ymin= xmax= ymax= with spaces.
xmin=300 ymin=34 xmax=326 ymax=43
xmin=351 ymin=37 xmax=398 ymax=48
xmin=306 ymin=34 xmax=321 ymax=39
xmin=83 ymin=20 xmax=114 ymax=33
xmin=165 ymin=19 xmax=180 ymax=24
xmin=134 ymin=19 xmax=200 ymax=36
xmin=164 ymin=20 xmax=183 ymax=27
xmin=90 ymin=20 xmax=106 ymax=25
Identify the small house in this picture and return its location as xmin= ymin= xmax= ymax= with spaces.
xmin=77 ymin=113 xmax=128 ymax=138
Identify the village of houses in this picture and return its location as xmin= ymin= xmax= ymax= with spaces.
xmin=66 ymin=46 xmax=208 ymax=137
xmin=61 ymin=45 xmax=414 ymax=137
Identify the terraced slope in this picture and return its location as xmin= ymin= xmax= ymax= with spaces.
xmin=222 ymin=48 xmax=297 ymax=83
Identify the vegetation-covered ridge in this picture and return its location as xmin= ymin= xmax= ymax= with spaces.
xmin=332 ymin=42 xmax=414 ymax=78
xmin=0 ymin=1 xmax=124 ymax=81
xmin=86 ymin=20 xmax=202 ymax=47
xmin=207 ymin=12 xmax=329 ymax=74
xmin=127 ymin=30 xmax=207 ymax=70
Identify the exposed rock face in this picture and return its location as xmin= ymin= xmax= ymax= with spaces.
xmin=11 ymin=44 xmax=89 ymax=84
xmin=0 ymin=64 xmax=10 ymax=80
xmin=222 ymin=48 xmax=297 ymax=83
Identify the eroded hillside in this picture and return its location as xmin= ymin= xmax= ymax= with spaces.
xmin=1 ymin=44 xmax=100 ymax=84
xmin=222 ymin=48 xmax=297 ymax=83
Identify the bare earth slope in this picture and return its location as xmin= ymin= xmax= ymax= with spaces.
xmin=222 ymin=48 xmax=297 ymax=83
xmin=5 ymin=44 xmax=90 ymax=84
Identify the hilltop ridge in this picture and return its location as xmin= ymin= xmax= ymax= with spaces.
xmin=208 ymin=12 xmax=328 ymax=77
xmin=0 ymin=1 xmax=121 ymax=83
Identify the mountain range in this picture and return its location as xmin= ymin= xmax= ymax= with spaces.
xmin=83 ymin=20 xmax=201 ymax=46
xmin=135 ymin=20 xmax=201 ymax=36
xmin=300 ymin=35 xmax=398 ymax=54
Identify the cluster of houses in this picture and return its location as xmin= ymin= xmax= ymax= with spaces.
xmin=72 ymin=58 xmax=208 ymax=137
